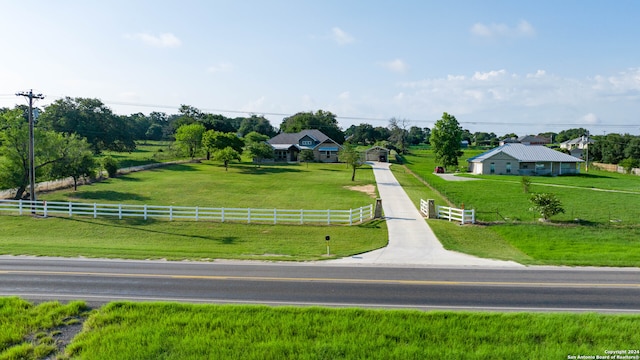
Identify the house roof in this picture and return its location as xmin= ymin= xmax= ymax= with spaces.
xmin=268 ymin=129 xmax=340 ymax=149
xmin=560 ymin=136 xmax=594 ymax=146
xmin=468 ymin=143 xmax=584 ymax=163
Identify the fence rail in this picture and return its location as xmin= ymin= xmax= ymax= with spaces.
xmin=418 ymin=200 xmax=476 ymax=224
xmin=0 ymin=200 xmax=373 ymax=226
xmin=437 ymin=205 xmax=475 ymax=224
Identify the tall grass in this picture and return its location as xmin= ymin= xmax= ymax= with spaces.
xmin=66 ymin=301 xmax=640 ymax=360
xmin=0 ymin=297 xmax=88 ymax=359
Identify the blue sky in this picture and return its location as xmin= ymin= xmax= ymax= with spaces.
xmin=1 ymin=0 xmax=639 ymax=136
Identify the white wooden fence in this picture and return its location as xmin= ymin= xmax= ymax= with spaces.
xmin=436 ymin=205 xmax=475 ymax=224
xmin=419 ymin=199 xmax=475 ymax=224
xmin=0 ymin=199 xmax=373 ymax=226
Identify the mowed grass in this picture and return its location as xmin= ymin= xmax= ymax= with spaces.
xmin=0 ymin=297 xmax=88 ymax=360
xmin=100 ymin=141 xmax=179 ymax=168
xmin=1 ymin=161 xmax=386 ymax=261
xmin=40 ymin=161 xmax=377 ymax=209
xmin=65 ymin=301 xmax=640 ymax=360
xmin=0 ymin=216 xmax=386 ymax=261
xmin=397 ymin=149 xmax=640 ymax=266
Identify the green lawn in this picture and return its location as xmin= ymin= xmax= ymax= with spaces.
xmin=396 ymin=149 xmax=640 ymax=266
xmin=1 ymin=161 xmax=387 ymax=261
xmin=63 ymin=301 xmax=640 ymax=360
xmin=100 ymin=141 xmax=180 ymax=168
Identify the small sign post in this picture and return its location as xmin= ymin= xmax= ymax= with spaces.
xmin=325 ymin=235 xmax=330 ymax=256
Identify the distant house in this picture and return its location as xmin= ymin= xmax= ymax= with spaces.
xmin=267 ymin=129 xmax=342 ymax=163
xmin=468 ymin=143 xmax=584 ymax=176
xmin=560 ymin=136 xmax=594 ymax=159
xmin=364 ymin=146 xmax=389 ymax=162
xmin=499 ymin=135 xmax=550 ymax=146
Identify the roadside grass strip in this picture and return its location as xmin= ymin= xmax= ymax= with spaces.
xmin=0 ymin=297 xmax=88 ymax=360
xmin=0 ymin=216 xmax=387 ymax=261
xmin=66 ymin=302 xmax=640 ymax=359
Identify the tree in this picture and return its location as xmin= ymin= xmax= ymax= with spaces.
xmin=430 ymin=112 xmax=463 ymax=169
xmin=238 ymin=115 xmax=276 ymax=137
xmin=338 ymin=143 xmax=363 ymax=181
xmin=145 ymin=124 xmax=164 ymax=141
xmin=388 ymin=118 xmax=410 ymax=154
xmin=280 ymin=110 xmax=345 ymax=144
xmin=0 ymin=108 xmax=96 ymax=198
xmin=203 ymin=130 xmax=245 ymax=160
xmin=407 ymin=126 xmax=426 ymax=145
xmin=214 ymin=147 xmax=241 ymax=171
xmin=244 ymin=131 xmax=273 ymax=166
xmin=300 ymin=149 xmax=315 ymax=167
xmin=175 ymin=123 xmax=206 ymax=158
xmin=38 ymin=97 xmax=135 ymax=153
xmin=529 ymin=193 xmax=565 ymax=221
xmin=49 ymin=134 xmax=97 ymax=190
xmin=556 ymin=128 xmax=588 ymax=143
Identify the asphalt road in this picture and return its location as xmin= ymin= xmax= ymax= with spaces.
xmin=2 ymin=257 xmax=640 ymax=313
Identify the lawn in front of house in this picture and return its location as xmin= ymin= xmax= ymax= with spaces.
xmin=1 ymin=161 xmax=387 ymax=261
xmin=394 ymin=149 xmax=640 ymax=266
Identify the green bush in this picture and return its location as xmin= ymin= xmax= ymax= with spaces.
xmin=102 ymin=156 xmax=118 ymax=178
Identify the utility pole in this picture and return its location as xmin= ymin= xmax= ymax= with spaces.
xmin=15 ymin=90 xmax=45 ymax=209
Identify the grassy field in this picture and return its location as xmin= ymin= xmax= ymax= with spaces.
xmin=396 ymin=149 xmax=640 ymax=266
xmin=100 ymin=141 xmax=180 ymax=168
xmin=0 ymin=161 xmax=387 ymax=261
xmin=0 ymin=297 xmax=88 ymax=359
xmin=60 ymin=301 xmax=640 ymax=359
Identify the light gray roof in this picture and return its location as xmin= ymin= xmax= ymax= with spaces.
xmin=468 ymin=143 xmax=584 ymax=163
xmin=560 ymin=136 xmax=594 ymax=145
xmin=268 ymin=129 xmax=340 ymax=149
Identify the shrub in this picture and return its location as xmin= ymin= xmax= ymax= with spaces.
xmin=529 ymin=193 xmax=565 ymax=221
xmin=521 ymin=176 xmax=531 ymax=193
xmin=102 ymin=156 xmax=118 ymax=178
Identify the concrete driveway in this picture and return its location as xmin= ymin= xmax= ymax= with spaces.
xmin=329 ymin=162 xmax=522 ymax=267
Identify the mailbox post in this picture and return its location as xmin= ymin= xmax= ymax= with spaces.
xmin=325 ymin=235 xmax=330 ymax=256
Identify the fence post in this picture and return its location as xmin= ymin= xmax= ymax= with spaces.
xmin=94 ymin=203 xmax=97 ymax=218
xmin=144 ymin=204 xmax=147 ymax=220
xmin=248 ymin=208 xmax=251 ymax=223
xmin=118 ymin=204 xmax=122 ymax=219
xmin=274 ymin=208 xmax=277 ymax=225
xmin=19 ymin=200 xmax=23 ymax=215
xmin=43 ymin=201 xmax=48 ymax=217
xmin=300 ymin=209 xmax=303 ymax=224
xmin=195 ymin=206 xmax=199 ymax=222
xmin=327 ymin=209 xmax=331 ymax=225
xmin=349 ymin=208 xmax=353 ymax=225
xmin=471 ymin=209 xmax=475 ymax=224
xmin=222 ymin=208 xmax=225 ymax=223
xmin=169 ymin=206 xmax=173 ymax=221
xmin=448 ymin=207 xmax=452 ymax=222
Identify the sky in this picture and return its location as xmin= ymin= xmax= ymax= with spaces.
xmin=1 ymin=0 xmax=639 ymax=136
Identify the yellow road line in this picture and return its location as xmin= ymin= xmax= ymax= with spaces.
xmin=2 ymin=270 xmax=640 ymax=288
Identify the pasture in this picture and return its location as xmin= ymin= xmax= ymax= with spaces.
xmin=398 ymin=149 xmax=640 ymax=266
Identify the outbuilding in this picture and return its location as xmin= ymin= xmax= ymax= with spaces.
xmin=364 ymin=146 xmax=389 ymax=162
xmin=467 ymin=143 xmax=584 ymax=176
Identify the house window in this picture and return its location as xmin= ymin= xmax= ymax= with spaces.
xmin=490 ymin=162 xmax=495 ymax=174
xmin=301 ymin=140 xmax=313 ymax=146
xmin=326 ymin=151 xmax=331 ymax=158
xmin=506 ymin=162 xmax=511 ymax=174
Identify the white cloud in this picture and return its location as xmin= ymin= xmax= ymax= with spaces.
xmin=206 ymin=62 xmax=234 ymax=74
xmin=472 ymin=69 xmax=507 ymax=81
xmin=527 ymin=70 xmax=547 ymax=78
xmin=338 ymin=91 xmax=350 ymax=100
xmin=470 ymin=20 xmax=536 ymax=39
xmin=381 ymin=59 xmax=408 ymax=74
xmin=331 ymin=27 xmax=354 ymax=45
xmin=125 ymin=32 xmax=182 ymax=48
xmin=582 ymin=113 xmax=600 ymax=124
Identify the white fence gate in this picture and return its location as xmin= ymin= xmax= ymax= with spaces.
xmin=0 ymin=199 xmax=373 ymax=226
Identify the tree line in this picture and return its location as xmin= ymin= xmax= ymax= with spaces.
xmin=2 ymin=96 xmax=639 ymax=198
